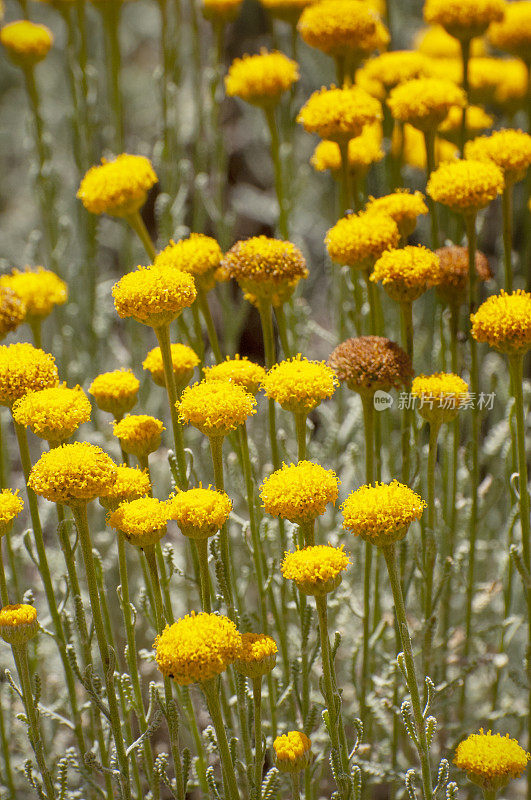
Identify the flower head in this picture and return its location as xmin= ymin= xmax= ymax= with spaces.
xmin=221 ymin=237 xmax=308 ymax=307
xmin=393 ymin=123 xmax=458 ymax=172
xmin=235 ymin=632 xmax=278 ymax=678
xmin=274 ymin=731 xmax=312 ymax=773
xmin=154 ymin=611 xmax=242 ymax=685
xmin=358 ymin=51 xmax=431 ymax=94
xmin=28 ymin=442 xmax=117 ymax=506
xmin=112 ymin=265 xmax=196 ymax=328
xmin=326 ymin=212 xmax=400 ymax=271
xmin=387 ymin=78 xmax=466 ymax=132
xmin=329 ymin=336 xmax=413 ymax=395
xmin=154 ymin=234 xmax=223 ymax=292
xmin=298 ymin=85 xmax=382 ymax=142
xmin=0 ymin=343 xmax=58 ymax=407
xmin=12 ymin=384 xmax=91 ymax=443
xmin=471 ymin=289 xmax=531 ymax=355
xmin=0 ymin=286 xmax=26 ymax=339
xmin=0 ymin=489 xmax=23 ymax=536
xmin=177 ymin=379 xmax=257 ymax=438
xmin=423 ymin=0 xmax=505 ymax=40
xmin=415 ymin=24 xmax=487 ymax=58
xmin=107 ymin=497 xmax=171 ymax=547
xmin=0 ymin=267 xmax=67 ymax=320
xmin=427 ymin=159 xmax=504 ymax=213
xmin=77 ymin=154 xmax=157 ymax=217
xmin=365 ymin=190 xmax=428 ymax=239
xmin=225 ymin=50 xmax=299 ymax=106
xmin=1 ymin=21 xmax=52 ymax=66
xmin=412 ymin=372 xmax=469 ymax=423
xmin=489 ymin=2 xmax=531 ymax=61
xmin=297 ymin=0 xmax=389 ymax=58
xmin=143 ymin=344 xmax=199 ymax=390
xmin=454 ymin=730 xmax=530 ymax=791
xmin=261 ymin=355 xmax=338 ymax=414
xmin=89 ymin=369 xmax=139 ymax=418
xmin=370 ymin=245 xmax=442 ymax=304
xmin=434 ymin=245 xmax=492 ymax=306
xmin=203 ymin=356 xmax=266 ymax=395
xmin=282 ymin=544 xmax=350 ymax=595
xmin=202 ymin=0 xmax=242 ymax=21
xmin=0 ymin=604 xmax=38 ymax=646
xmin=342 ymin=480 xmax=425 ymax=547
xmin=439 ymin=105 xmax=494 ymax=143
xmin=169 ymin=486 xmax=232 ymax=539
xmin=310 ymin=124 xmax=384 ymax=175
xmin=113 ymin=415 xmax=165 ymax=458
xmin=259 ymin=0 xmax=313 ymax=23
xmin=99 ymin=465 xmax=151 ymax=510
xmin=465 ymin=129 xmax=531 ymax=185
xmin=260 ymin=461 xmax=339 ymax=523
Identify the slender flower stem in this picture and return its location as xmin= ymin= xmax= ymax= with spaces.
xmin=275 ymin=305 xmax=292 ymax=358
xmin=382 ymin=544 xmax=433 ymax=800
xmin=400 ymin=302 xmax=414 ymax=483
xmin=265 ymin=105 xmax=289 ymax=239
xmin=197 ymin=288 xmax=222 ymax=362
xmin=294 ymin=412 xmax=307 ymax=461
xmin=502 ymin=183 xmax=514 ymax=292
xmin=202 ymin=678 xmax=242 ymax=800
xmin=253 ymin=677 xmax=264 ymax=799
xmin=155 ymin=323 xmax=188 ymax=488
xmin=459 ymin=38 xmax=471 ymax=157
xmin=100 ymin=1 xmax=124 ymax=151
xmin=13 ymin=645 xmax=57 ymax=800
xmin=126 ymin=210 xmax=157 ymax=261
xmin=422 ymin=420 xmax=441 ymax=686
xmin=71 ymin=503 xmax=132 ymax=800
xmin=195 ymin=538 xmax=212 ymax=612
xmin=339 ymin=141 xmax=353 ymax=214
xmin=0 ymin=543 xmax=9 ymax=606
xmin=359 ymin=394 xmax=375 ymax=726
xmin=0 ymin=683 xmax=16 ymax=799
xmin=423 ymin=130 xmax=439 ymax=249
xmin=291 ymin=772 xmax=301 ymax=800
xmin=209 ymin=434 xmax=235 ymax=613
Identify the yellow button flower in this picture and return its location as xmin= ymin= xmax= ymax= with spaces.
xmin=0 ymin=604 xmax=38 ymax=646
xmin=274 ymin=731 xmax=312 ymax=773
xmin=169 ymin=485 xmax=232 ymax=539
xmin=12 ymin=384 xmax=91 ymax=444
xmin=260 ymin=461 xmax=339 ymax=523
xmin=0 ymin=267 xmax=67 ymax=321
xmin=387 ymin=77 xmax=466 ymax=132
xmin=99 ymin=465 xmax=151 ymax=511
xmin=28 ymin=442 xmax=117 ymax=506
xmin=203 ymin=356 xmax=266 ymax=395
xmin=77 ymin=154 xmax=157 ymax=217
xmin=0 ymin=489 xmax=23 ymax=537
xmin=261 ymin=355 xmax=338 ymax=413
xmin=454 ymin=730 xmax=530 ymax=791
xmin=0 ymin=286 xmax=26 ymax=340
xmin=89 ymin=369 xmax=139 ymax=418
xmin=154 ymin=234 xmax=223 ymax=293
xmin=1 ymin=20 xmax=53 ymax=67
xmin=358 ymin=50 xmax=431 ymax=94
xmin=154 ymin=611 xmax=242 ymax=685
xmin=370 ymin=244 xmax=442 ymax=304
xmin=471 ymin=289 xmax=531 ymax=355
xmin=235 ymin=632 xmax=278 ymax=678
xmin=423 ymin=0 xmax=505 ymax=41
xmin=489 ymin=1 xmax=531 ymax=60
xmin=434 ymin=244 xmax=492 ymax=306
xmin=412 ymin=372 xmax=469 ymax=423
xmin=225 ymin=50 xmax=299 ymax=106
xmin=143 ymin=343 xmax=199 ymax=390
xmin=468 ymin=57 xmax=528 ymax=111
xmin=113 ymin=415 xmax=165 ymax=459
xmin=282 ymin=544 xmax=350 ymax=595
xmin=415 ymin=24 xmax=487 ymax=58
xmin=439 ymin=105 xmax=494 ymax=144
xmin=310 ymin=124 xmax=384 ymax=175
xmin=107 ymin=497 xmax=171 ymax=548
xmin=298 ymin=85 xmax=382 ymax=142
xmin=392 ymin=123 xmax=458 ymax=172
xmin=427 ymin=158 xmax=504 ymax=214
xmin=329 ymin=335 xmax=413 ymax=395
xmin=297 ymin=0 xmax=389 ymax=58
xmin=465 ymin=129 xmax=531 ymax=185
xmin=365 ymin=190 xmax=428 ymax=239
xmin=112 ymin=265 xmax=197 ymax=328
xmin=0 ymin=343 xmax=58 ymax=407
xmin=342 ymin=480 xmax=425 ymax=547
xmin=325 ymin=211 xmax=400 ymax=271
xmin=177 ymin=379 xmax=257 ymax=438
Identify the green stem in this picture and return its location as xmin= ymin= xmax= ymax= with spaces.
xmin=423 ymin=130 xmax=439 ymax=249
xmin=275 ymin=305 xmax=292 ymax=358
xmin=459 ymin=38 xmax=470 ymax=157
xmin=360 ymin=394 xmax=375 ymax=725
xmin=502 ymin=183 xmax=514 ymax=292
xmin=339 ymin=140 xmax=352 ymax=214
xmin=400 ymin=302 xmax=414 ymax=483
xmin=265 ymin=105 xmax=289 ymax=239
xmin=202 ymin=679 xmax=242 ymax=800
xmin=195 ymin=537 xmax=212 ymax=613
xmin=101 ymin=0 xmax=124 ymax=151
xmin=0 ymin=682 xmax=16 ymax=799
xmin=253 ymin=677 xmax=264 ymax=800
xmin=291 ymin=772 xmax=301 ymax=800
xmin=0 ymin=542 xmax=9 ymax=606
xmin=294 ymin=412 xmax=307 ymax=461
xmin=422 ymin=421 xmax=441 ymax=686
xmin=126 ymin=210 xmax=156 ymax=262
xmin=198 ymin=288 xmax=222 ymax=363
xmin=29 ymin=319 xmax=42 ymax=350
xmin=209 ymin=434 xmax=234 ymax=613
xmin=155 ymin=323 xmax=188 ymax=488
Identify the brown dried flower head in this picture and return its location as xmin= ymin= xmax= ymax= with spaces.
xmin=329 ymin=335 xmax=413 ymax=396
xmin=434 ymin=245 xmax=492 ymax=306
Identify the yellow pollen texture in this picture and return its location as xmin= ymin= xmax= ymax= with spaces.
xmin=261 ymin=355 xmax=338 ymax=412
xmin=77 ymin=154 xmax=157 ymax=216
xmin=0 ymin=267 xmax=67 ymax=319
xmin=260 ymin=461 xmax=339 ymax=522
xmin=342 ymin=480 xmax=425 ymax=542
xmin=471 ymin=289 xmax=531 ymax=353
xmin=28 ymin=442 xmax=117 ymax=505
xmin=0 ymin=343 xmax=58 ymax=407
xmin=281 ymin=544 xmax=350 ymax=585
xmin=177 ymin=379 xmax=257 ymax=436
xmin=0 ymin=603 xmax=37 ymax=627
xmin=454 ymin=730 xmax=530 ymax=789
xmin=225 ymin=50 xmax=299 ymax=103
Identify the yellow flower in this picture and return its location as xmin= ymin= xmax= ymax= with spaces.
xmin=1 ymin=21 xmax=53 ymax=66
xmin=154 ymin=234 xmax=223 ymax=293
xmin=28 ymin=442 xmax=117 ymax=506
xmin=329 ymin=335 xmax=413 ymax=395
xmin=260 ymin=461 xmax=339 ymax=523
xmin=370 ymin=245 xmax=442 ymax=304
xmin=107 ymin=497 xmax=171 ymax=547
xmin=202 ymin=0 xmax=242 ymax=22
xmin=225 ymin=50 xmax=299 ymax=106
xmin=0 ymin=343 xmax=58 ymax=407
xmin=0 ymin=489 xmax=23 ymax=536
xmin=221 ymin=236 xmax=308 ymax=307
xmin=259 ymin=0 xmax=314 ymax=23
xmin=439 ymin=105 xmax=493 ymax=144
xmin=297 ymin=85 xmax=382 ymax=142
xmin=169 ymin=485 xmax=232 ymax=539
xmin=235 ymin=632 xmax=278 ymax=678
xmin=489 ymin=1 xmax=531 ymax=60
xmin=274 ymin=731 xmax=312 ymax=773
xmin=282 ymin=544 xmax=350 ymax=595
xmin=113 ymin=414 xmax=165 ymax=459
xmin=412 ymin=372 xmax=469 ymax=423
xmin=77 ymin=154 xmax=157 ymax=217
xmin=177 ymin=379 xmax=257 ymax=438
xmin=203 ymin=356 xmax=266 ymax=395
xmin=143 ymin=344 xmax=199 ymax=390
xmin=0 ymin=286 xmax=26 ymax=339
xmin=358 ymin=50 xmax=431 ymax=94
xmin=0 ymin=603 xmax=38 ymax=646
xmin=310 ymin=124 xmax=384 ymax=175
xmin=471 ymin=289 xmax=531 ymax=355
xmin=423 ymin=0 xmax=505 ymax=40
xmin=297 ymin=0 xmax=389 ymax=58
xmin=465 ymin=129 xmax=531 ymax=185
xmin=261 ymin=355 xmax=338 ymax=413
xmin=12 ymin=383 xmax=91 ymax=444
xmin=427 ymin=158 xmax=504 ymax=213
xmin=393 ymin=123 xmax=458 ymax=172
xmin=415 ymin=24 xmax=487 ymax=58
xmin=468 ymin=57 xmax=528 ymax=110
xmin=365 ymin=190 xmax=428 ymax=239
xmin=99 ymin=465 xmax=151 ymax=510
xmin=325 ymin=212 xmax=400 ymax=271
xmin=89 ymin=369 xmax=139 ymax=418
xmin=454 ymin=730 xmax=530 ymax=791
xmin=387 ymin=78 xmax=466 ymax=131
xmin=112 ymin=265 xmax=196 ymax=328
xmin=0 ymin=267 xmax=67 ymax=320
xmin=154 ymin=611 xmax=242 ymax=685
xmin=342 ymin=480 xmax=425 ymax=547
xmin=434 ymin=244 xmax=492 ymax=306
